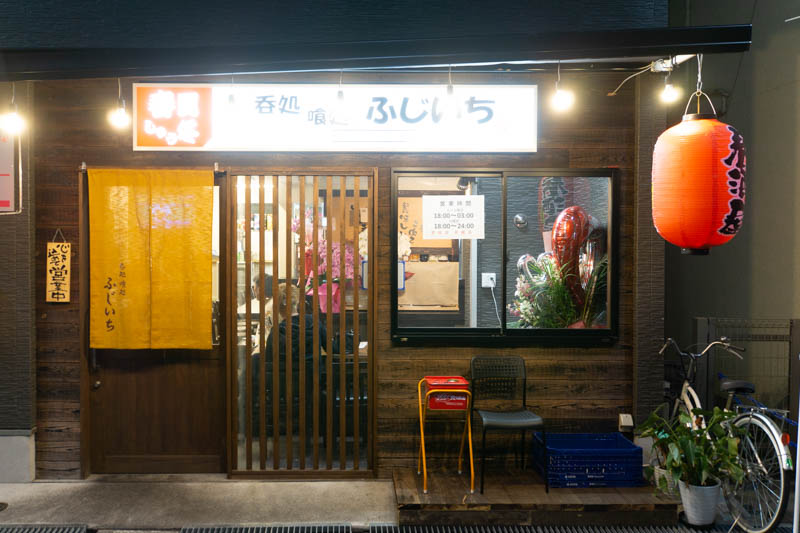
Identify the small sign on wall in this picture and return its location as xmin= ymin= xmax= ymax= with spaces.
xmin=46 ymin=242 xmax=71 ymax=303
xmin=422 ymin=194 xmax=485 ymax=240
xmin=0 ymin=134 xmax=14 ymax=212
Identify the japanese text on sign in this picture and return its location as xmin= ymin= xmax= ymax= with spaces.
xmin=46 ymin=243 xmax=71 ymax=303
xmin=134 ymin=83 xmax=537 ymax=152
xmin=422 ymin=195 xmax=485 ymax=240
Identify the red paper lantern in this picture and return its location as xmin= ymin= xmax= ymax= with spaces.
xmin=651 ymin=113 xmax=746 ymax=255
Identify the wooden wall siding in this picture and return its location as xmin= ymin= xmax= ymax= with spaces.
xmin=33 ymin=72 xmax=641 ymax=479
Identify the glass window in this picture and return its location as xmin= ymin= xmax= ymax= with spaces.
xmin=391 ymin=169 xmax=617 ymax=345
xmin=395 ymin=173 xmax=502 ymax=330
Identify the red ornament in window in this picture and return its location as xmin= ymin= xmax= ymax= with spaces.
xmin=651 ymin=112 xmax=746 ymax=255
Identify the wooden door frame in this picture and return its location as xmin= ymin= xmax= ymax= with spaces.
xmin=79 ymin=167 xmax=229 ymax=477
xmin=224 ymin=167 xmax=378 ymax=478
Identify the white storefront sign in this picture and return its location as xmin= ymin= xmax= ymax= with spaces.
xmin=422 ymin=195 xmax=485 ymax=240
xmin=133 ymin=83 xmax=537 ymax=152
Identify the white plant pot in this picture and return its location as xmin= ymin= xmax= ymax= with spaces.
xmin=679 ymin=480 xmax=720 ymax=526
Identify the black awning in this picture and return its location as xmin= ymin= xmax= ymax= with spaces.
xmin=0 ymin=24 xmax=751 ymax=81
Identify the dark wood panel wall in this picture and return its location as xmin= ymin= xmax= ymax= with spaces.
xmin=32 ymin=71 xmax=651 ymax=479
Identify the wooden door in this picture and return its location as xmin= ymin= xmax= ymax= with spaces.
xmin=84 ymin=172 xmax=227 ymax=474
xmin=88 ymin=348 xmax=226 ymax=473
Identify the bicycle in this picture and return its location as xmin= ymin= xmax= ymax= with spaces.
xmin=659 ymin=337 xmax=794 ymax=533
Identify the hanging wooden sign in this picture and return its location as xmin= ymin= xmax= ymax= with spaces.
xmin=46 ymin=242 xmax=71 ymax=303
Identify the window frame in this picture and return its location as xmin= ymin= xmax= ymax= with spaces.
xmin=390 ymin=167 xmax=619 ymax=346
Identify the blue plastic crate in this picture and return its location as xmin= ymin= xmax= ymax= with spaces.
xmin=532 ymin=432 xmax=644 ymax=488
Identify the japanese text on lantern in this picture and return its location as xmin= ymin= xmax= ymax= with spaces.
xmin=46 ymin=242 xmax=71 ymax=303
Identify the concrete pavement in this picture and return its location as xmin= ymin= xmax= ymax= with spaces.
xmin=0 ymin=476 xmax=397 ymax=530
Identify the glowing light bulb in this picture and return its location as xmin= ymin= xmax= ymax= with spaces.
xmin=443 ymin=84 xmax=461 ymax=120
xmin=0 ymin=111 xmax=26 ymax=135
xmin=550 ymin=88 xmax=575 ymax=112
xmin=660 ymin=83 xmax=681 ymax=104
xmin=332 ymin=88 xmax=349 ymax=125
xmin=107 ymin=106 xmax=131 ymax=129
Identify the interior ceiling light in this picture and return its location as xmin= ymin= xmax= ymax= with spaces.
xmin=550 ymin=61 xmax=574 ymax=112
xmin=0 ymin=83 xmax=26 ymax=136
xmin=107 ymin=78 xmax=131 ymax=129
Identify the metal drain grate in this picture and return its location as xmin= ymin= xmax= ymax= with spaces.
xmin=369 ymin=525 xmax=793 ymax=533
xmin=0 ymin=527 xmax=86 ymax=533
xmin=183 ymin=525 xmax=352 ymax=533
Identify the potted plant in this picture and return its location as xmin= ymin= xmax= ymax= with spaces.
xmin=636 ymin=406 xmax=744 ymax=526
xmin=635 ymin=404 xmax=677 ymax=495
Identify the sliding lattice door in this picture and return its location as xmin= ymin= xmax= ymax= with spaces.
xmin=228 ymin=171 xmax=375 ymax=474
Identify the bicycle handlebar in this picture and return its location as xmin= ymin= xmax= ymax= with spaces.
xmin=659 ymin=336 xmax=745 ymax=360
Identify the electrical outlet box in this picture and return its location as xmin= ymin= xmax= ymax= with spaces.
xmin=618 ymin=413 xmax=634 ymax=431
xmin=481 ymin=273 xmax=496 ymax=288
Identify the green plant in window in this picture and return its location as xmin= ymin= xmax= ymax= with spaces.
xmin=509 ymin=252 xmax=607 ymax=329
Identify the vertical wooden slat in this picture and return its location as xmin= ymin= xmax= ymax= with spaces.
xmin=325 ymin=176 xmax=334 ymax=469
xmin=368 ymin=167 xmax=377 ymax=470
xmin=312 ymin=176 xmax=320 ymax=470
xmin=220 ymin=172 xmax=232 ymax=474
xmin=285 ymin=175 xmax=293 ymax=469
xmin=230 ymin=173 xmax=239 ymax=472
xmin=244 ymin=177 xmax=252 ymax=470
xmin=338 ymin=175 xmax=347 ymax=469
xmin=79 ymin=169 xmax=90 ymax=477
xmin=218 ymin=171 xmax=232 ymax=474
xmin=259 ymin=176 xmax=267 ymax=470
xmin=271 ymin=175 xmax=280 ymax=469
xmin=298 ymin=176 xmax=306 ymax=469
xmin=352 ymin=174 xmax=360 ymax=470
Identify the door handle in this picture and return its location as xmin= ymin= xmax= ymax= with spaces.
xmin=92 ymin=380 xmax=101 ymax=390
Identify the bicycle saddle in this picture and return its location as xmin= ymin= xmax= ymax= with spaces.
xmin=720 ymin=379 xmax=755 ymax=395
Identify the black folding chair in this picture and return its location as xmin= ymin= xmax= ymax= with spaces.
xmin=470 ymin=355 xmax=548 ymax=494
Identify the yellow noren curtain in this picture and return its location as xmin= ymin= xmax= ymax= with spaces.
xmin=89 ymin=169 xmax=213 ymax=349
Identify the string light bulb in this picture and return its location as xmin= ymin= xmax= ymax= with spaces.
xmin=332 ymin=69 xmax=349 ymax=125
xmin=660 ymin=74 xmax=681 ymax=104
xmin=0 ymin=83 xmax=26 ymax=136
xmin=550 ymin=61 xmax=574 ymax=112
xmin=443 ymin=64 xmax=460 ymax=119
xmin=107 ymin=78 xmax=131 ymax=129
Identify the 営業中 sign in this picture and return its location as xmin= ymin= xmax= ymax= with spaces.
xmin=46 ymin=242 xmax=71 ymax=303
xmin=422 ymin=195 xmax=485 ymax=240
xmin=133 ymin=83 xmax=537 ymax=153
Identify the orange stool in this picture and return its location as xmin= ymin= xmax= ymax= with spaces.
xmin=417 ymin=376 xmax=474 ymax=494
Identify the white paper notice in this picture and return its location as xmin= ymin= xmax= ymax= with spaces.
xmin=422 ymin=195 xmax=485 ymax=240
xmin=0 ymin=135 xmax=13 ymax=212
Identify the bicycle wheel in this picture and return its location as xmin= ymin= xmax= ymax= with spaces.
xmin=723 ymin=415 xmax=789 ymax=533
